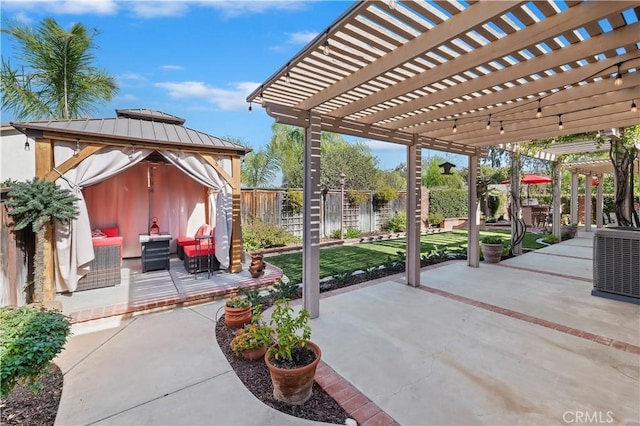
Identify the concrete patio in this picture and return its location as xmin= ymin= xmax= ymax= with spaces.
xmin=54 ymin=230 xmax=639 ymax=425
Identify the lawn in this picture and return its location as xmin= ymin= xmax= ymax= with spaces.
xmin=266 ymin=229 xmax=545 ymax=284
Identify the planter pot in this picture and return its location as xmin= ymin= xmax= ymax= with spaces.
xmin=239 ymin=345 xmax=268 ymax=361
xmin=248 ymin=254 xmax=266 ymax=278
xmin=265 ymin=341 xmax=321 ymax=405
xmin=561 ymin=225 xmax=578 ymax=240
xmin=481 ymin=243 xmax=503 ymax=263
xmin=224 ymin=305 xmax=252 ymax=328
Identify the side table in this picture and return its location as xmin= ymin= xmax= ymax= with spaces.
xmin=139 ymin=234 xmax=172 ymax=272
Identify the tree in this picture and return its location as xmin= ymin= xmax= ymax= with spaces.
xmin=5 ymin=178 xmax=79 ymax=303
xmin=609 ymin=126 xmax=639 ymax=227
xmin=269 ymin=124 xmax=379 ymax=190
xmin=1 ymin=17 xmax=117 ymax=120
xmin=241 ymin=145 xmax=280 ymax=187
xmin=421 ymin=156 xmax=465 ymax=189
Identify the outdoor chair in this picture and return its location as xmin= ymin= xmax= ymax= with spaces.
xmin=78 ymin=226 xmax=123 ymax=291
xmin=176 ymin=224 xmax=211 ymax=260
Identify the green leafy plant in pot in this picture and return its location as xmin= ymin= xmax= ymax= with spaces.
xmin=265 ymin=298 xmax=321 ymax=405
xmin=224 ymin=296 xmax=252 ymax=328
xmin=230 ymin=306 xmax=273 ymax=360
xmin=480 ymin=235 xmax=505 ymax=264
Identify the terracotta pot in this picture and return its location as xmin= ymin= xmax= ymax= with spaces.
xmin=240 ymin=345 xmax=268 ymax=361
xmin=249 ymin=254 xmax=267 ymax=278
xmin=265 ymin=341 xmax=321 ymax=405
xmin=481 ymin=243 xmax=503 ymax=263
xmin=224 ymin=305 xmax=252 ymax=328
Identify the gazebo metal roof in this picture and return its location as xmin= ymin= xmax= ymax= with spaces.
xmin=247 ymin=0 xmax=640 ymax=155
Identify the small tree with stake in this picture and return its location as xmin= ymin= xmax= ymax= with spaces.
xmin=5 ymin=178 xmax=79 ymax=303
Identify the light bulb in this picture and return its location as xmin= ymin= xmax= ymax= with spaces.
xmin=285 ymin=71 xmax=291 ymax=84
xmin=536 ymin=100 xmax=542 ymax=119
xmin=486 ymin=116 xmax=491 ymax=130
xmin=248 ymin=103 xmax=253 ymax=112
xmin=614 ymin=65 xmax=623 ymax=87
xmin=500 ymin=121 xmax=504 ymax=135
xmin=558 ymin=115 xmax=564 ymax=130
xmin=452 ymin=120 xmax=457 ymax=134
xmin=631 ymin=100 xmax=637 ymax=113
xmin=323 ymin=39 xmax=330 ymax=56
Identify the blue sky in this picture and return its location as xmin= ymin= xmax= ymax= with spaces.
xmin=1 ymin=0 xmax=466 ymax=176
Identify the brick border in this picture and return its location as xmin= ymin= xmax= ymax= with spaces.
xmin=417 ymin=285 xmax=640 ymax=355
xmin=315 ymin=361 xmax=400 ymax=426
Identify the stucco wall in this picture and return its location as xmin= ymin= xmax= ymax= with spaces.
xmin=0 ymin=126 xmax=35 ymax=182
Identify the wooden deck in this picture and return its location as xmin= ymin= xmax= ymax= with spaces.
xmin=55 ymin=256 xmax=283 ymax=324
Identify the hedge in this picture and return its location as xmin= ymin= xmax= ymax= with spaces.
xmin=429 ymin=189 xmax=468 ymax=218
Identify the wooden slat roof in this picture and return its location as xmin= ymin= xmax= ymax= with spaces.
xmin=247 ymin=0 xmax=640 ymax=155
xmin=11 ymin=110 xmax=251 ymax=154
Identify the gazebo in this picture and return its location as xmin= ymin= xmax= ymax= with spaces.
xmin=246 ymin=0 xmax=639 ymax=317
xmin=10 ymin=109 xmax=250 ymax=300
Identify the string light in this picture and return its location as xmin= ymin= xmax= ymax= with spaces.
xmin=536 ymin=99 xmax=542 ymax=118
xmin=631 ymin=100 xmax=637 ymax=113
xmin=558 ymin=114 xmax=564 ymax=130
xmin=24 ymin=135 xmax=30 ymax=151
xmin=284 ymin=62 xmax=291 ymax=84
xmin=248 ymin=102 xmax=253 ymax=112
xmin=74 ymin=138 xmax=80 ymax=156
xmin=499 ymin=121 xmax=504 ymax=135
xmin=614 ymin=64 xmax=623 ymax=86
xmin=486 ymin=114 xmax=491 ymax=130
xmin=452 ymin=119 xmax=457 ymax=134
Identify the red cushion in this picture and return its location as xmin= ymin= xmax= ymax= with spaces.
xmin=183 ymin=243 xmax=215 ymax=257
xmin=102 ymin=227 xmax=119 ymax=238
xmin=92 ymin=236 xmax=123 ymax=259
xmin=177 ymin=237 xmax=197 ymax=246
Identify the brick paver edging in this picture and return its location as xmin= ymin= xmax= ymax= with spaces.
xmin=417 ymin=285 xmax=640 ymax=356
xmin=315 ymin=361 xmax=400 ymax=426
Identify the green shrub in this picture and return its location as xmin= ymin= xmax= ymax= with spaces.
xmin=1 ymin=306 xmax=71 ymax=397
xmin=480 ymin=235 xmax=505 ymax=245
xmin=542 ymin=233 xmax=560 ymax=244
xmin=374 ymin=186 xmax=398 ymax=204
xmin=347 ymin=190 xmax=368 ymax=206
xmin=269 ymin=275 xmax=300 ymax=300
xmin=382 ymin=211 xmax=406 ymax=232
xmin=487 ymin=192 xmax=506 ymax=219
xmin=330 ymin=227 xmax=362 ymax=239
xmin=427 ymin=212 xmax=444 ymax=227
xmin=429 ymin=189 xmax=468 ymax=218
xmin=239 ymin=288 xmax=264 ymax=306
xmin=282 ymin=190 xmax=303 ymax=214
xmin=243 ymin=220 xmax=299 ymax=252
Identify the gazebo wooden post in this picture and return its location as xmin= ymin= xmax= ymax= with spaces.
xmin=585 ymin=173 xmax=593 ymax=231
xmin=303 ymin=111 xmax=321 ymax=319
xmin=229 ymin=156 xmax=243 ymax=273
xmin=552 ymin=161 xmax=562 ymax=239
xmin=35 ymin=138 xmax=56 ymax=302
xmin=596 ymin=174 xmax=604 ymax=228
xmin=467 ymin=151 xmax=480 ymax=267
xmin=405 ymin=135 xmax=421 ymax=287
xmin=570 ymin=172 xmax=579 ymax=224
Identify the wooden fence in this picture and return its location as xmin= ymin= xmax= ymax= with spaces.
xmin=240 ymin=188 xmax=412 ymax=238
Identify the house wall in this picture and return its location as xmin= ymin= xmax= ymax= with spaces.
xmin=1 ymin=126 xmax=35 ymax=183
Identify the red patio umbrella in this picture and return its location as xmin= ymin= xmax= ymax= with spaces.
xmin=501 ymin=174 xmax=553 ymax=201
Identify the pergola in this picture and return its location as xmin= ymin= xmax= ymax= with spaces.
xmin=247 ymin=0 xmax=640 ymax=317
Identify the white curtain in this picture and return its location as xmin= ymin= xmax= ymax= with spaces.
xmin=53 ymin=142 xmax=151 ymax=292
xmin=160 ymin=152 xmax=233 ymax=268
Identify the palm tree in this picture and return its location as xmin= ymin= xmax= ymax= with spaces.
xmin=241 ymin=145 xmax=280 ymax=187
xmin=5 ymin=178 xmax=79 ymax=303
xmin=1 ymin=17 xmax=117 ymax=120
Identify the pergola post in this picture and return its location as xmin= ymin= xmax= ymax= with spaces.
xmin=585 ymin=173 xmax=592 ymax=232
xmin=596 ymin=174 xmax=604 ymax=228
xmin=303 ymin=111 xmax=322 ymax=319
xmin=510 ymin=150 xmax=522 ymax=255
xmin=229 ymin=157 xmax=243 ymax=273
xmin=570 ymin=172 xmax=579 ymax=224
xmin=406 ymin=136 xmax=422 ymax=286
xmin=467 ymin=151 xmax=480 ymax=267
xmin=35 ymin=138 xmax=56 ymax=302
xmin=552 ymin=161 xmax=562 ymax=238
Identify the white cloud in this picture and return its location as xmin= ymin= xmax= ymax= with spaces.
xmin=12 ymin=12 xmax=34 ymax=24
xmin=160 ymin=65 xmax=185 ymax=71
xmin=286 ymin=30 xmax=318 ymax=45
xmin=115 ymin=93 xmax=139 ymax=102
xmin=201 ymin=0 xmax=308 ymax=18
xmin=127 ymin=1 xmax=190 ymax=18
xmin=362 ymin=139 xmax=406 ymax=151
xmin=155 ymin=80 xmax=260 ymax=110
xmin=2 ymin=0 xmax=118 ymax=15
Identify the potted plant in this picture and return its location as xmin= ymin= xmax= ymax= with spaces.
xmin=230 ymin=320 xmax=273 ymax=360
xmin=224 ymin=296 xmax=252 ymax=328
xmin=264 ymin=298 xmax=321 ymax=405
xmin=480 ymin=235 xmax=505 ymax=263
